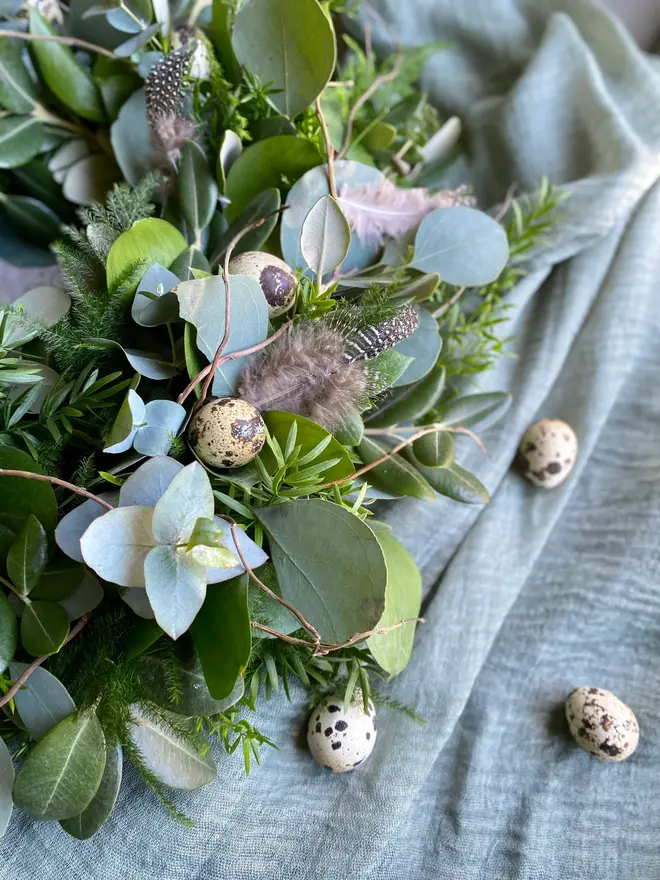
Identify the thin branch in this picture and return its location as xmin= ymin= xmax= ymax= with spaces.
xmin=250 ymin=617 xmax=425 ymax=655
xmin=319 ymin=424 xmax=485 ymax=490
xmin=0 ymin=29 xmax=116 ymax=59
xmin=336 ymin=49 xmax=403 ymax=161
xmin=315 ymin=96 xmax=337 ymax=200
xmin=432 ymin=286 xmax=466 ymax=320
xmin=224 ymin=518 xmax=322 ymax=644
xmin=494 ymin=182 xmax=518 ymax=223
xmin=0 ymin=613 xmax=92 ymax=710
xmin=177 ymin=321 xmax=291 ymax=406
xmin=0 ymin=469 xmax=114 ymax=509
xmin=0 ymin=574 xmax=25 ymax=601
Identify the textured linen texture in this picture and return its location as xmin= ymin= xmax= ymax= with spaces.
xmin=2 ymin=1 xmax=660 ymax=877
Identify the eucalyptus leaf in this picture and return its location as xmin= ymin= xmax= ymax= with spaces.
xmin=132 ymin=263 xmax=180 ymax=326
xmin=9 ymin=662 xmax=76 ymax=740
xmin=48 ymin=138 xmax=93 ymax=182
xmin=13 ymin=709 xmax=106 ymax=820
xmin=55 ymin=494 xmax=116 ymax=564
xmin=60 ymin=744 xmax=122 ymax=840
xmin=80 ymin=506 xmax=156 ymax=588
xmin=29 ymin=10 xmax=105 ymax=122
xmin=110 ymin=88 xmax=157 ymax=186
xmin=0 ymin=593 xmax=17 ymax=674
xmin=365 ymin=363 xmax=446 ymax=428
xmin=104 ymin=387 xmax=145 ymax=453
xmin=209 ymin=188 xmax=281 ymax=265
xmin=392 ymin=307 xmax=442 ymax=387
xmin=364 ymin=349 xmax=413 ymax=394
xmin=151 ymin=461 xmax=214 ymax=545
xmin=178 ymin=141 xmax=218 ymax=234
xmin=128 ymin=706 xmax=216 ymax=789
xmin=121 ymin=587 xmax=155 ymax=619
xmin=4 ymin=284 xmax=71 ymax=347
xmin=186 ymin=517 xmax=237 ymax=569
xmin=142 ymin=652 xmax=243 ymax=716
xmin=144 ymin=544 xmax=207 ymax=640
xmin=232 ymin=0 xmax=335 ymax=118
xmin=21 ymin=600 xmax=70 ymax=656
xmin=191 ymin=574 xmax=251 ymax=700
xmin=0 ymin=194 xmax=61 ymax=242
xmin=133 ymin=399 xmax=186 ymax=457
xmin=0 ymin=447 xmax=58 ymax=558
xmin=31 ymin=557 xmax=85 ymax=601
xmin=0 ymin=37 xmax=38 ymax=112
xmin=114 ymin=22 xmax=160 ymax=58
xmin=367 ymin=533 xmax=422 ymax=677
xmin=411 ymin=206 xmax=509 ymax=286
xmin=204 ymin=519 xmax=268 ymax=585
xmin=61 ymin=153 xmax=121 ymax=206
xmin=169 ymin=247 xmax=210 ymax=281
xmin=0 ymin=737 xmax=13 ymax=838
xmin=440 ymin=391 xmax=512 ymax=432
xmin=217 ymin=129 xmax=242 ymax=192
xmin=58 ymin=571 xmax=104 ymax=620
xmin=87 ymin=337 xmax=178 ymax=380
xmin=256 ymin=500 xmax=387 ymax=642
xmin=301 ymin=195 xmax=351 ymax=280
xmin=358 ymin=436 xmax=436 ymax=502
xmin=412 ymin=430 xmax=455 ymax=468
xmin=107 ymin=6 xmax=144 ymax=32
xmin=282 ymin=161 xmax=383 ymax=275
xmin=405 ymin=451 xmax=489 ymax=504
xmin=225 ymin=135 xmax=321 ymax=223
xmin=333 ymin=407 xmax=363 ymax=447
xmin=0 ymin=117 xmax=43 ymax=168
xmin=106 ymin=218 xmax=187 ymax=295
xmin=6 ymin=514 xmax=48 ymax=595
xmin=119 ymin=456 xmax=183 ymax=507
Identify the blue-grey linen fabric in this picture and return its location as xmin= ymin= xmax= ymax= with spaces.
xmin=3 ymin=1 xmax=660 ymax=877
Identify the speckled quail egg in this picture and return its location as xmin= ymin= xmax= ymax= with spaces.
xmin=565 ymin=687 xmax=639 ymax=762
xmin=228 ymin=252 xmax=297 ymax=317
xmin=188 ymin=397 xmax=265 ymax=469
xmin=519 ymin=418 xmax=578 ymax=488
xmin=307 ymin=692 xmax=377 ymax=772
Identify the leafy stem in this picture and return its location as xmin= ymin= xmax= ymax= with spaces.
xmin=0 ymin=469 xmax=114 ymax=509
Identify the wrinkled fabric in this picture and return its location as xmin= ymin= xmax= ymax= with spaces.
xmin=3 ymin=1 xmax=660 ymax=877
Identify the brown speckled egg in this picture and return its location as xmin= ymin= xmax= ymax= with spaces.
xmin=188 ymin=397 xmax=265 ymax=469
xmin=565 ymin=687 xmax=639 ymax=762
xmin=519 ymin=418 xmax=577 ymax=488
xmin=307 ymin=692 xmax=377 ymax=772
xmin=228 ymin=252 xmax=297 ymax=317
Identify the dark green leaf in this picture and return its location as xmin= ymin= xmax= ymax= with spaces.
xmin=358 ymin=436 xmax=435 ymax=502
xmin=405 ymin=451 xmax=489 ymax=504
xmin=191 ymin=574 xmax=252 ymax=700
xmin=0 ymin=37 xmax=38 ymax=113
xmin=141 ymin=651 xmax=244 ymax=716
xmin=333 ymin=406 xmax=363 ymax=446
xmin=0 ymin=194 xmax=61 ymax=243
xmin=30 ymin=557 xmax=85 ymax=601
xmin=13 ymin=709 xmax=106 ymax=820
xmin=364 ymin=349 xmax=413 ymax=394
xmin=392 ymin=272 xmax=440 ymax=302
xmin=6 ymin=514 xmax=48 ymax=595
xmin=0 ymin=593 xmax=17 ymax=674
xmin=29 ymin=11 xmax=105 ymax=123
xmin=123 ymin=617 xmax=163 ymax=661
xmin=211 ymin=0 xmax=241 ymax=84
xmin=367 ymin=533 xmax=422 ymax=677
xmin=0 ymin=116 xmax=43 ymax=168
xmin=261 ymin=411 xmax=354 ymax=482
xmin=60 ymin=745 xmax=122 ymax=840
xmin=256 ymin=499 xmax=387 ymax=642
xmin=209 ymin=188 xmax=281 ymax=267
xmin=170 ymin=246 xmax=210 ymax=281
xmin=21 ymin=600 xmax=70 ymax=656
xmin=114 ymin=23 xmax=160 ymax=58
xmin=365 ymin=363 xmax=446 ymax=428
xmin=225 ymin=136 xmax=321 ymax=223
xmin=232 ymin=0 xmax=336 ymax=118
xmin=0 ymin=447 xmax=57 ymax=559
xmin=412 ymin=430 xmax=455 ymax=468
xmin=177 ymin=141 xmax=218 ymax=234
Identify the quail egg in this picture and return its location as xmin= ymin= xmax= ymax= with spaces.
xmin=519 ymin=418 xmax=577 ymax=488
xmin=228 ymin=252 xmax=297 ymax=317
xmin=307 ymin=692 xmax=377 ymax=772
xmin=188 ymin=397 xmax=265 ymax=469
xmin=565 ymin=686 xmax=639 ymax=762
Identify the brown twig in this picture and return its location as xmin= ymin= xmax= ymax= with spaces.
xmin=250 ymin=617 xmax=425 ymax=655
xmin=494 ymin=182 xmax=518 ymax=223
xmin=0 ymin=612 xmax=93 ymax=710
xmin=319 ymin=424 xmax=485 ymax=490
xmin=0 ymin=470 xmax=114 ymax=509
xmin=432 ymin=286 xmax=467 ymax=320
xmin=0 ymin=29 xmax=116 ymax=59
xmin=315 ymin=96 xmax=338 ymax=200
xmin=336 ymin=49 xmax=403 ymax=161
xmin=224 ymin=518 xmax=322 ymax=645
xmin=177 ymin=321 xmax=291 ymax=406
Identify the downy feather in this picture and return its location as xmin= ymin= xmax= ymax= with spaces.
xmin=338 ymin=179 xmax=476 ymax=246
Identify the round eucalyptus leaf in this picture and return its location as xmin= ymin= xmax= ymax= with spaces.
xmin=0 ymin=195 xmax=61 ymax=243
xmin=391 ymin=307 xmax=442 ymax=387
xmin=60 ymin=744 xmax=122 ymax=840
xmin=106 ymin=6 xmax=143 ymax=32
xmin=20 ymin=600 xmax=70 ymax=656
xmin=0 ymin=117 xmax=43 ymax=169
xmin=177 ymin=141 xmax=218 ymax=233
xmin=48 ymin=138 xmax=93 ymax=183
xmin=9 ymin=662 xmax=76 ymax=740
xmin=114 ymin=23 xmax=160 ymax=59
xmin=232 ymin=0 xmax=336 ymax=118
xmin=4 ymin=284 xmax=70 ymax=347
xmin=0 ymin=593 xmax=17 ymax=675
xmin=281 ymin=160 xmax=383 ymax=274
xmin=58 ymin=571 xmax=104 ymax=621
xmin=301 ymin=195 xmax=351 ymax=280
xmin=80 ymin=506 xmax=157 ymax=589
xmin=367 ymin=533 xmax=422 ymax=677
xmin=128 ymin=705 xmax=216 ymax=789
xmin=29 ymin=10 xmax=105 ymax=123
xmin=412 ymin=430 xmax=455 ymax=468
xmin=0 ymin=37 xmax=38 ymax=113
xmin=62 ymin=153 xmax=121 ymax=206
xmin=225 ymin=135 xmax=321 ymax=223
xmin=13 ymin=709 xmax=106 ymax=820
xmin=132 ymin=263 xmax=181 ymax=326
xmin=411 ymin=206 xmax=509 ymax=286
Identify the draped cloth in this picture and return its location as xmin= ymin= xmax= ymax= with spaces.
xmin=3 ymin=1 xmax=660 ymax=876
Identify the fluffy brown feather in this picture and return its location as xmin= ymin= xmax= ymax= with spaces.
xmin=239 ymin=324 xmax=366 ymax=430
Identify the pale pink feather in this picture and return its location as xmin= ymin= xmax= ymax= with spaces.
xmin=337 ymin=179 xmax=476 ymax=246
